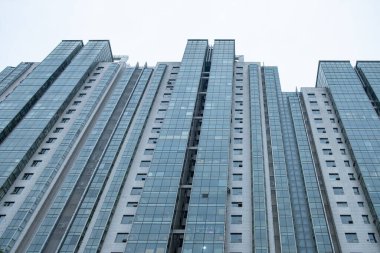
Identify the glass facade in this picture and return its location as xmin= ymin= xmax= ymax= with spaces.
xmin=0 ymin=40 xmax=380 ymax=253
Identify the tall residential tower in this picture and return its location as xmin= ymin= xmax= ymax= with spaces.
xmin=0 ymin=40 xmax=379 ymax=253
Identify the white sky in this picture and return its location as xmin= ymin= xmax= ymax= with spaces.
xmin=0 ymin=0 xmax=379 ymax=91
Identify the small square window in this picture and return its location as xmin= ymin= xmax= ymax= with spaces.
xmin=231 ymin=233 xmax=242 ymax=243
xmin=314 ymin=118 xmax=323 ymax=123
xmin=131 ymin=187 xmax=143 ymax=195
xmin=233 ymin=149 xmax=243 ymax=155
xmin=323 ymin=149 xmax=333 ymax=155
xmin=148 ymin=138 xmax=157 ymax=144
xmin=337 ymin=138 xmax=343 ymax=144
xmin=312 ymin=109 xmax=320 ymax=114
xmin=330 ymin=118 xmax=335 ymax=123
xmin=31 ymin=160 xmax=42 ymax=167
xmin=329 ymin=173 xmax=340 ymax=181
xmin=231 ymin=215 xmax=242 ymax=224
xmin=327 ymin=109 xmax=332 ymax=114
xmin=144 ymin=149 xmax=154 ymax=155
xmin=326 ymin=160 xmax=336 ymax=167
xmin=127 ymin=202 xmax=138 ymax=207
xmin=232 ymin=174 xmax=243 ymax=181
xmin=317 ymin=128 xmax=326 ymax=133
xmin=353 ymin=187 xmax=360 ymax=195
xmin=333 ymin=128 xmax=339 ymax=133
xmin=320 ymin=138 xmax=329 ymax=144
xmin=53 ymin=127 xmax=63 ymax=133
xmin=333 ymin=187 xmax=344 ymax=195
xmin=340 ymin=215 xmax=353 ymax=224
xmin=12 ymin=187 xmax=24 ymax=194
xmin=234 ymin=138 xmax=243 ymax=144
xmin=22 ymin=173 xmax=33 ymax=180
xmin=232 ymin=187 xmax=242 ymax=195
xmin=83 ymin=85 xmax=91 ymax=90
xmin=337 ymin=202 xmax=348 ymax=207
xmin=324 ymin=101 xmax=329 ymax=106
xmin=92 ymin=72 xmax=100 ymax=76
xmin=234 ymin=128 xmax=243 ymax=134
xmin=115 ymin=233 xmax=129 ymax=243
xmin=345 ymin=233 xmax=358 ymax=243
xmin=0 ymin=215 xmax=6 ymax=222
xmin=232 ymin=202 xmax=243 ymax=207
xmin=340 ymin=149 xmax=346 ymax=155
xmin=121 ymin=215 xmax=134 ymax=224
xmin=135 ymin=174 xmax=147 ymax=181
xmin=307 ymin=93 xmax=316 ymax=98
xmin=358 ymin=202 xmax=364 ymax=207
xmin=344 ymin=160 xmax=350 ymax=167
xmin=233 ymin=161 xmax=243 ymax=168
xmin=140 ymin=161 xmax=151 ymax=167
xmin=348 ymin=173 xmax=355 ymax=181
xmin=46 ymin=138 xmax=57 ymax=143
xmin=368 ymin=233 xmax=377 ymax=243
xmin=38 ymin=148 xmax=50 ymax=154
xmin=362 ymin=215 xmax=370 ymax=224
xmin=154 ymin=118 xmax=164 ymax=124
xmin=151 ymin=128 xmax=160 ymax=134
xmin=78 ymin=93 xmax=86 ymax=97
xmin=310 ymin=101 xmax=318 ymax=105
xmin=96 ymin=66 xmax=104 ymax=70
xmin=73 ymin=101 xmax=81 ymax=105
xmin=61 ymin=118 xmax=70 ymax=123
xmin=3 ymin=201 xmax=14 ymax=207
xmin=66 ymin=109 xmax=76 ymax=114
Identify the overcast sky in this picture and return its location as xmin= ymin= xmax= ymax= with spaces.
xmin=1 ymin=0 xmax=379 ymax=91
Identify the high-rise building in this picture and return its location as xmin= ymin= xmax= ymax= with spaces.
xmin=0 ymin=39 xmax=379 ymax=253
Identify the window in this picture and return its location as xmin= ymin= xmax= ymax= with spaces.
xmin=233 ymin=149 xmax=243 ymax=155
xmin=140 ymin=161 xmax=151 ymax=167
xmin=232 ymin=187 xmax=242 ymax=195
xmin=38 ymin=148 xmax=50 ymax=154
xmin=3 ymin=201 xmax=14 ymax=207
xmin=333 ymin=187 xmax=344 ymax=195
xmin=340 ymin=149 xmax=346 ymax=155
xmin=92 ymin=72 xmax=100 ymax=76
xmin=148 ymin=138 xmax=157 ymax=144
xmin=234 ymin=128 xmax=243 ymax=134
xmin=327 ymin=109 xmax=332 ymax=114
xmin=83 ymin=85 xmax=91 ymax=90
xmin=121 ymin=215 xmax=134 ymax=224
xmin=154 ymin=118 xmax=164 ymax=124
xmin=326 ymin=160 xmax=336 ymax=167
xmin=337 ymin=202 xmax=348 ymax=207
xmin=46 ymin=137 xmax=57 ymax=143
xmin=320 ymin=138 xmax=329 ymax=144
xmin=337 ymin=138 xmax=343 ymax=144
xmin=115 ymin=233 xmax=129 ymax=243
xmin=353 ymin=187 xmax=360 ymax=195
xmin=66 ymin=109 xmax=76 ymax=114
xmin=73 ymin=101 xmax=81 ymax=105
xmin=231 ymin=233 xmax=242 ymax=243
xmin=340 ymin=215 xmax=353 ymax=224
xmin=12 ymin=187 xmax=24 ymax=194
xmin=348 ymin=173 xmax=355 ymax=181
xmin=329 ymin=173 xmax=340 ymax=181
xmin=333 ymin=128 xmax=339 ymax=133
xmin=234 ymin=138 xmax=243 ymax=144
xmin=345 ymin=233 xmax=359 ymax=243
xmin=314 ymin=118 xmax=323 ymax=123
xmin=151 ymin=128 xmax=160 ymax=134
xmin=135 ymin=174 xmax=147 ymax=181
xmin=368 ymin=233 xmax=377 ymax=243
xmin=144 ymin=149 xmax=154 ymax=155
xmin=312 ymin=109 xmax=320 ymax=114
xmin=324 ymin=101 xmax=329 ymax=106
xmin=127 ymin=202 xmax=138 ymax=207
xmin=322 ymin=93 xmax=327 ymax=98
xmin=22 ymin=173 xmax=33 ymax=180
xmin=131 ymin=187 xmax=143 ymax=195
xmin=232 ymin=174 xmax=243 ymax=181
xmin=231 ymin=215 xmax=242 ymax=224
xmin=358 ymin=202 xmax=364 ymax=207
xmin=96 ymin=66 xmax=104 ymax=70
xmin=323 ymin=149 xmax=333 ymax=155
xmin=308 ymin=93 xmax=316 ymax=98
xmin=31 ymin=160 xmax=42 ymax=167
xmin=310 ymin=101 xmax=317 ymax=105
xmin=330 ymin=118 xmax=335 ymax=123
xmin=232 ymin=202 xmax=243 ymax=207
xmin=0 ymin=215 xmax=5 ymax=222
xmin=53 ymin=127 xmax=63 ymax=133
xmin=344 ymin=160 xmax=350 ymax=167
xmin=235 ymin=117 xmax=243 ymax=123
xmin=233 ymin=161 xmax=243 ymax=168
xmin=317 ymin=128 xmax=326 ymax=133
xmin=362 ymin=215 xmax=370 ymax=224
xmin=78 ymin=93 xmax=86 ymax=97
xmin=87 ymin=79 xmax=95 ymax=83
xmin=61 ymin=118 xmax=70 ymax=123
